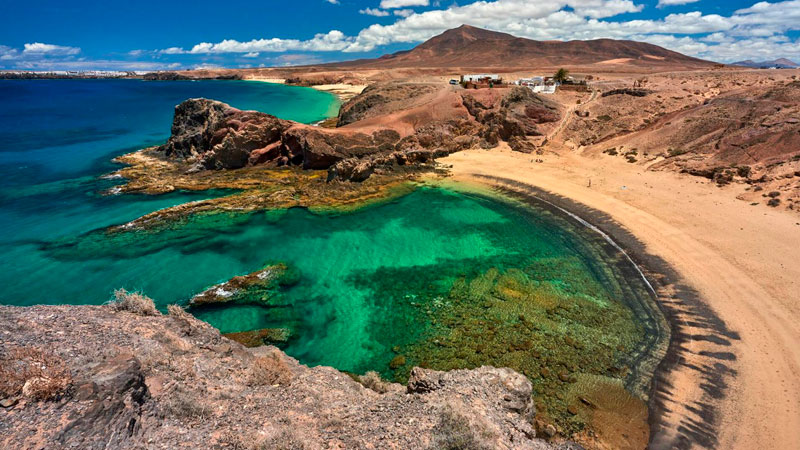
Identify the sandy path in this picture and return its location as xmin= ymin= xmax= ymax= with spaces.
xmin=437 ymin=148 xmax=800 ymax=449
xmin=547 ymin=88 xmax=598 ymax=142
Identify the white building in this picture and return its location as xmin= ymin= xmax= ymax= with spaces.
xmin=461 ymin=74 xmax=500 ymax=83
xmin=517 ymin=76 xmax=558 ymax=94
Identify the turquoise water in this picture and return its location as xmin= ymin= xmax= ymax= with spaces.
xmin=38 ymin=186 xmax=653 ymax=381
xmin=0 ymin=80 xmax=658 ymax=404
xmin=0 ymin=78 xmax=337 ymax=303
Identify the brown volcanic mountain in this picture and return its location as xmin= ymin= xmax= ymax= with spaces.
xmin=341 ymin=25 xmax=714 ymax=69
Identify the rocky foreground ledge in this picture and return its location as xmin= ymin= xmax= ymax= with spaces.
xmin=0 ymin=303 xmax=581 ymax=449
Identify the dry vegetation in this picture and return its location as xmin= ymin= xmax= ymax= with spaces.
xmin=248 ymin=352 xmax=294 ymax=386
xmin=0 ymin=346 xmax=72 ymax=401
xmin=357 ymin=370 xmax=392 ymax=394
xmin=109 ymin=288 xmax=159 ymax=316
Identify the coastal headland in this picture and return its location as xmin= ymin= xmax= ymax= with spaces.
xmin=2 ymin=25 xmax=800 ymax=450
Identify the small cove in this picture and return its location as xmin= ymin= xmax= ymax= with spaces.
xmin=0 ymin=79 xmax=666 ymax=432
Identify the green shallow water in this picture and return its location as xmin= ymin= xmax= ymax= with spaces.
xmin=38 ymin=186 xmax=659 ymax=403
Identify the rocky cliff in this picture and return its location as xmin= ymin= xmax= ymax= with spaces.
xmin=157 ymin=86 xmax=558 ymax=182
xmin=0 ymin=303 xmax=574 ymax=449
xmin=159 ymin=98 xmax=405 ymax=173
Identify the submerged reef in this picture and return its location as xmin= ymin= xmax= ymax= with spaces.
xmin=222 ymin=328 xmax=292 ymax=347
xmin=392 ymin=263 xmax=644 ymax=434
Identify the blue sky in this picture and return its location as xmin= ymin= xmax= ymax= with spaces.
xmin=1 ymin=0 xmax=798 ymax=70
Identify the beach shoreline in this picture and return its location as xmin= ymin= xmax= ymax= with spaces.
xmin=438 ymin=146 xmax=800 ymax=449
xmin=246 ymin=77 xmax=366 ymax=103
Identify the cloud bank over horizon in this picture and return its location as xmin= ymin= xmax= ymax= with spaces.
xmin=1 ymin=0 xmax=799 ymax=70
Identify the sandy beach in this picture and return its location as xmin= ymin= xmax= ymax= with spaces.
xmin=247 ymin=77 xmax=366 ymax=103
xmin=308 ymin=83 xmax=367 ymax=102
xmin=439 ymin=147 xmax=800 ymax=449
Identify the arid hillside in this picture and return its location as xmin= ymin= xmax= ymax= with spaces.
xmin=553 ymin=70 xmax=800 ymax=211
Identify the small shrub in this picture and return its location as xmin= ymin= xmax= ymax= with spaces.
xmin=597 ymin=115 xmax=612 ymax=122
xmin=248 ymin=352 xmax=293 ymax=386
xmin=358 ymin=371 xmax=390 ymax=394
xmin=767 ymin=198 xmax=781 ymax=207
xmin=167 ymin=303 xmax=190 ymax=317
xmin=167 ymin=304 xmax=194 ymax=328
xmin=110 ymin=289 xmax=159 ymax=316
xmin=0 ymin=346 xmax=72 ymax=401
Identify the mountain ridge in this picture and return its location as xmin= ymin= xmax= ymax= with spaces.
xmin=732 ymin=58 xmax=799 ymax=69
xmin=336 ymin=25 xmax=715 ymax=69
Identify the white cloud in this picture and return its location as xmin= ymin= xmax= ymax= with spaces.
xmin=153 ymin=0 xmax=800 ymax=62
xmin=22 ymin=42 xmax=80 ymax=55
xmin=657 ymin=0 xmax=701 ymax=8
xmin=380 ymin=0 xmax=429 ymax=8
xmin=0 ymin=45 xmax=20 ymax=60
xmin=325 ymin=0 xmax=339 ymax=4
xmin=159 ymin=47 xmax=186 ymax=55
xmin=360 ymin=8 xmax=391 ymax=16
xmin=243 ymin=52 xmax=260 ymax=58
xmin=183 ymin=30 xmax=353 ymax=54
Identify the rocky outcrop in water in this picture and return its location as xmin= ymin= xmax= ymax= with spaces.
xmin=0 ymin=304 xmax=563 ymax=449
xmin=158 ymin=97 xmax=486 ymax=181
xmin=159 ymin=98 xmax=408 ymax=174
xmin=188 ymin=262 xmax=296 ymax=307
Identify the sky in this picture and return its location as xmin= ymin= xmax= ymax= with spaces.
xmin=0 ymin=0 xmax=798 ymax=70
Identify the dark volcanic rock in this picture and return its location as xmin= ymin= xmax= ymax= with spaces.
xmin=158 ymin=98 xmax=485 ymax=181
xmin=160 ymin=99 xmax=292 ymax=169
xmin=141 ymin=71 xmax=192 ymax=81
xmin=223 ymin=328 xmax=291 ymax=347
xmin=188 ymin=262 xmax=296 ymax=307
xmin=159 ymin=98 xmax=406 ymax=175
xmin=155 ymin=89 xmax=558 ymax=182
xmin=141 ymin=72 xmax=241 ymax=81
xmin=57 ymin=355 xmax=150 ymax=448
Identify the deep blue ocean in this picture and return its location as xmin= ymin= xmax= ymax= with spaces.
xmin=0 ymin=79 xmax=338 ymax=305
